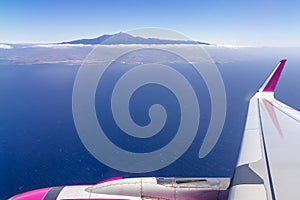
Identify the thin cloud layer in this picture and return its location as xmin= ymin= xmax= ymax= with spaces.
xmin=0 ymin=44 xmax=13 ymax=49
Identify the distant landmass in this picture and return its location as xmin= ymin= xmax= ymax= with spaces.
xmin=61 ymin=32 xmax=210 ymax=45
xmin=0 ymin=32 xmax=213 ymax=65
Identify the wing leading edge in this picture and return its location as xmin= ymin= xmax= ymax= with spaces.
xmin=229 ymin=60 xmax=300 ymax=199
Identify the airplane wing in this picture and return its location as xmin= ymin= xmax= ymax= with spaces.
xmin=229 ymin=59 xmax=300 ymax=200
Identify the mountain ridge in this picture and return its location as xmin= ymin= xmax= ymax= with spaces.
xmin=61 ymin=32 xmax=210 ymax=45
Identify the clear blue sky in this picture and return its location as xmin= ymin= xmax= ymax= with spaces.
xmin=1 ymin=0 xmax=300 ymax=46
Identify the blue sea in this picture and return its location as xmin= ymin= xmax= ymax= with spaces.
xmin=1 ymin=49 xmax=300 ymax=199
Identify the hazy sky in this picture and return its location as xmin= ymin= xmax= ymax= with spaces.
xmin=1 ymin=0 xmax=299 ymax=46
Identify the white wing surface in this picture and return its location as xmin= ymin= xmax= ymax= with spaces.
xmin=229 ymin=60 xmax=300 ymax=200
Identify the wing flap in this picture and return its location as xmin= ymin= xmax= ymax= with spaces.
xmin=229 ymin=185 xmax=267 ymax=200
xmin=259 ymin=96 xmax=300 ymax=199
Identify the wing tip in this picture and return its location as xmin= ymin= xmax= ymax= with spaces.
xmin=260 ymin=59 xmax=287 ymax=93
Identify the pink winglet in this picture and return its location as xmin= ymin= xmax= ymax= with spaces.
xmin=262 ymin=59 xmax=287 ymax=92
xmin=11 ymin=187 xmax=51 ymax=200
xmin=97 ymin=176 xmax=123 ymax=184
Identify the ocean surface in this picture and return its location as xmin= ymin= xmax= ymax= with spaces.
xmin=1 ymin=51 xmax=300 ymax=199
